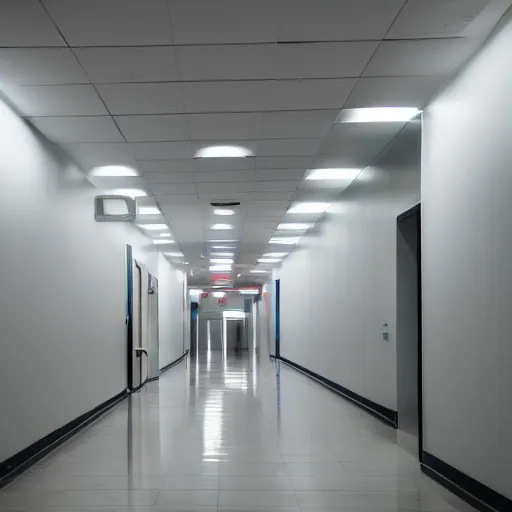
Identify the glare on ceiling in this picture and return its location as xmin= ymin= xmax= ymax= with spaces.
xmin=306 ymin=168 xmax=360 ymax=180
xmin=337 ymin=107 xmax=421 ymax=123
xmin=250 ymin=269 xmax=269 ymax=273
xmin=212 ymin=245 xmax=236 ymax=249
xmin=211 ymin=223 xmax=233 ymax=230
xmin=263 ymin=252 xmax=288 ymax=258
xmin=287 ymin=202 xmax=331 ymax=214
xmin=195 ymin=145 xmax=252 ymax=158
xmin=208 ymin=239 xmax=237 ymax=243
xmin=214 ymin=208 xmax=235 ymax=216
xmin=209 ymin=265 xmax=232 ymax=272
xmin=166 ymin=252 xmax=184 ymax=257
xmin=277 ymin=223 xmax=313 ymax=231
xmin=159 ymin=233 xmax=171 ymax=237
xmin=210 ymin=258 xmax=234 ymax=264
xmin=269 ymin=237 xmax=300 ymax=245
xmin=112 ymin=188 xmax=147 ymax=198
xmin=90 ymin=165 xmax=138 ymax=177
xmin=138 ymin=223 xmax=168 ymax=230
xmin=138 ymin=206 xmax=161 ymax=215
xmin=258 ymin=258 xmax=281 ymax=263
xmin=152 ymin=239 xmax=175 ymax=245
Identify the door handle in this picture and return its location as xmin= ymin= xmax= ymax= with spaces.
xmin=134 ymin=347 xmax=148 ymax=358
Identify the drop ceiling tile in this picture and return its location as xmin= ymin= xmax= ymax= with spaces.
xmin=43 ymin=0 xmax=173 ymax=46
xmin=261 ymin=110 xmax=338 ymax=139
xmin=87 ymin=176 xmax=148 ymax=191
xmin=144 ymin=172 xmax=195 ymax=184
xmin=176 ymin=45 xmax=275 ymax=80
xmin=5 ymin=85 xmax=108 ymax=117
xmin=386 ymin=0 xmax=491 ymax=39
xmin=279 ymin=0 xmax=405 ymax=41
xmin=168 ymin=0 xmax=278 ymax=44
xmin=138 ymin=159 xmax=196 ymax=172
xmin=256 ymin=156 xmax=313 ymax=169
xmin=63 ymin=142 xmax=137 ymax=170
xmin=182 ymin=81 xmax=270 ymax=113
xmin=363 ymin=39 xmax=481 ymax=77
xmin=114 ymin=115 xmax=189 ymax=142
xmin=73 ymin=47 xmax=180 ymax=83
xmin=254 ymin=169 xmax=306 ymax=181
xmin=149 ymin=183 xmax=197 ymax=195
xmin=0 ymin=48 xmax=89 ymax=85
xmin=131 ymin=142 xmax=193 ymax=160
xmin=275 ymin=42 xmax=378 ymax=79
xmin=197 ymin=182 xmax=254 ymax=194
xmin=257 ymin=138 xmax=322 ymax=157
xmin=251 ymin=181 xmax=300 ymax=192
xmin=187 ymin=113 xmax=263 ymax=140
xmin=29 ymin=116 xmax=124 ymax=143
xmin=0 ymin=0 xmax=66 ymax=46
xmin=96 ymin=83 xmax=186 ymax=115
xmin=250 ymin=191 xmax=294 ymax=201
xmin=345 ymin=76 xmax=447 ymax=109
xmin=266 ymin=78 xmax=357 ymax=111
xmin=194 ymin=158 xmax=256 ymax=171
xmin=195 ymin=171 xmax=256 ymax=183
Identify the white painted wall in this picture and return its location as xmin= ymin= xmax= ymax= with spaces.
xmin=422 ymin=11 xmax=512 ymax=499
xmin=0 ymin=97 xmax=182 ymax=462
xmin=158 ymin=253 xmax=186 ymax=368
xmin=276 ymin=122 xmax=421 ymax=412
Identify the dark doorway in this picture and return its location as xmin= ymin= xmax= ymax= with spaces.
xmin=396 ymin=204 xmax=423 ymax=460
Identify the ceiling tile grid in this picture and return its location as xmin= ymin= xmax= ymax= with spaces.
xmin=0 ymin=0 xmax=505 ymax=282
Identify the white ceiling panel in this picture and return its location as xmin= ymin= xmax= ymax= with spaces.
xmin=5 ymin=85 xmax=108 ymax=117
xmin=137 ymin=159 xmax=196 ymax=173
xmin=246 ymin=201 xmax=289 ymax=213
xmin=0 ymin=0 xmax=66 ymax=47
xmin=29 ymin=116 xmax=124 ymax=143
xmin=256 ymin=156 xmax=313 ymax=169
xmin=254 ymin=169 xmax=306 ymax=181
xmin=249 ymin=191 xmax=294 ymax=201
xmin=279 ymin=0 xmax=405 ymax=41
xmin=87 ymin=176 xmax=148 ymax=191
xmin=114 ymin=115 xmax=189 ymax=142
xmin=182 ymin=81 xmax=269 ymax=113
xmin=266 ymin=78 xmax=357 ymax=111
xmin=43 ymin=0 xmax=173 ymax=46
xmin=261 ymin=110 xmax=338 ymax=139
xmin=251 ymin=181 xmax=300 ymax=192
xmin=149 ymin=183 xmax=197 ymax=195
xmin=345 ymin=76 xmax=448 ymax=109
xmin=257 ymin=138 xmax=322 ymax=157
xmin=197 ymin=182 xmax=254 ymax=194
xmin=364 ymin=39 xmax=481 ymax=77
xmin=0 ymin=48 xmax=89 ymax=86
xmin=73 ymin=47 xmax=180 ymax=83
xmin=194 ymin=157 xmax=256 ymax=171
xmin=386 ymin=0 xmax=491 ymax=39
xmin=195 ymin=171 xmax=255 ymax=183
xmin=144 ymin=172 xmax=195 ymax=184
xmin=131 ymin=142 xmax=193 ymax=161
xmin=63 ymin=143 xmax=137 ymax=170
xmin=275 ymin=42 xmax=378 ymax=79
xmin=168 ymin=0 xmax=278 ymax=44
xmin=96 ymin=83 xmax=185 ymax=115
xmin=176 ymin=45 xmax=275 ymax=81
xmin=187 ymin=113 xmax=263 ymax=140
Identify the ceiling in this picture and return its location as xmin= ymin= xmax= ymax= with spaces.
xmin=0 ymin=0 xmax=509 ymax=285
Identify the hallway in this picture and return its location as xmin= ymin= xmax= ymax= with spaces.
xmin=0 ymin=353 xmax=474 ymax=512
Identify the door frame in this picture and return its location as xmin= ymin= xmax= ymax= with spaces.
xmin=126 ymin=245 xmax=134 ymax=391
xmin=396 ymin=203 xmax=423 ymax=461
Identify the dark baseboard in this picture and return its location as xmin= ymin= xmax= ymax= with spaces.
xmin=160 ymin=350 xmax=189 ymax=374
xmin=278 ymin=356 xmax=398 ymax=427
xmin=422 ymin=452 xmax=511 ymax=512
xmin=0 ymin=390 xmax=127 ymax=489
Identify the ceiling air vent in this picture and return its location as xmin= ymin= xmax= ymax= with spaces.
xmin=210 ymin=202 xmax=240 ymax=207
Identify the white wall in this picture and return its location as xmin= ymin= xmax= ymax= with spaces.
xmin=277 ymin=122 xmax=421 ymax=412
xmin=422 ymin=11 xmax=512 ymax=498
xmin=0 ymin=97 xmax=181 ymax=463
xmin=158 ymin=253 xmax=186 ymax=368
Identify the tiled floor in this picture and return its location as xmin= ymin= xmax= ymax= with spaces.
xmin=0 ymin=350 xmax=475 ymax=512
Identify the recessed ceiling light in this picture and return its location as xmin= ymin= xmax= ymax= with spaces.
xmin=208 ymin=239 xmax=238 ymax=243
xmin=166 ymin=252 xmax=184 ymax=257
xmin=211 ymin=252 xmax=234 ymax=257
xmin=152 ymin=239 xmax=175 ymax=245
xmin=269 ymin=237 xmax=300 ymax=245
xmin=138 ymin=206 xmax=161 ymax=215
xmin=90 ymin=165 xmax=138 ymax=177
xmin=159 ymin=233 xmax=171 ymax=237
xmin=250 ymin=269 xmax=269 ymax=273
xmin=210 ymin=258 xmax=234 ymax=264
xmin=138 ymin=223 xmax=168 ymax=231
xmin=337 ymin=107 xmax=421 ymax=123
xmin=263 ymin=252 xmax=288 ymax=258
xmin=212 ymin=245 xmax=235 ymax=249
xmin=287 ymin=202 xmax=331 ymax=214
xmin=211 ymin=223 xmax=233 ymax=230
xmin=306 ymin=168 xmax=360 ymax=180
xmin=214 ymin=208 xmax=235 ymax=216
xmin=195 ymin=145 xmax=252 ymax=158
xmin=258 ymin=258 xmax=281 ymax=263
xmin=237 ymin=273 xmax=242 ymax=278
xmin=277 ymin=223 xmax=313 ymax=231
xmin=112 ymin=188 xmax=147 ymax=198
xmin=209 ymin=265 xmax=232 ymax=272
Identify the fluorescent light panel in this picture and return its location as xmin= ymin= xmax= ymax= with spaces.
xmin=159 ymin=233 xmax=171 ymax=237
xmin=112 ymin=188 xmax=147 ymax=198
xmin=138 ymin=223 xmax=168 ymax=231
xmin=210 ymin=258 xmax=234 ymax=264
xmin=208 ymin=239 xmax=237 ymax=243
xmin=269 ymin=237 xmax=300 ymax=245
xmin=250 ymin=269 xmax=269 ymax=273
xmin=306 ymin=168 xmax=360 ymax=180
xmin=211 ymin=252 xmax=234 ymax=256
xmin=166 ymin=252 xmax=184 ymax=257
xmin=277 ymin=223 xmax=313 ymax=231
xmin=263 ymin=252 xmax=288 ymax=258
xmin=337 ymin=107 xmax=421 ymax=123
xmin=212 ymin=245 xmax=235 ymax=249
xmin=211 ymin=223 xmax=233 ymax=230
xmin=209 ymin=265 xmax=232 ymax=272
xmin=152 ymin=239 xmax=175 ymax=245
xmin=195 ymin=145 xmax=252 ymax=158
xmin=287 ymin=202 xmax=331 ymax=214
xmin=214 ymin=208 xmax=235 ymax=216
xmin=91 ymin=165 xmax=138 ymax=177
xmin=258 ymin=258 xmax=281 ymax=263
